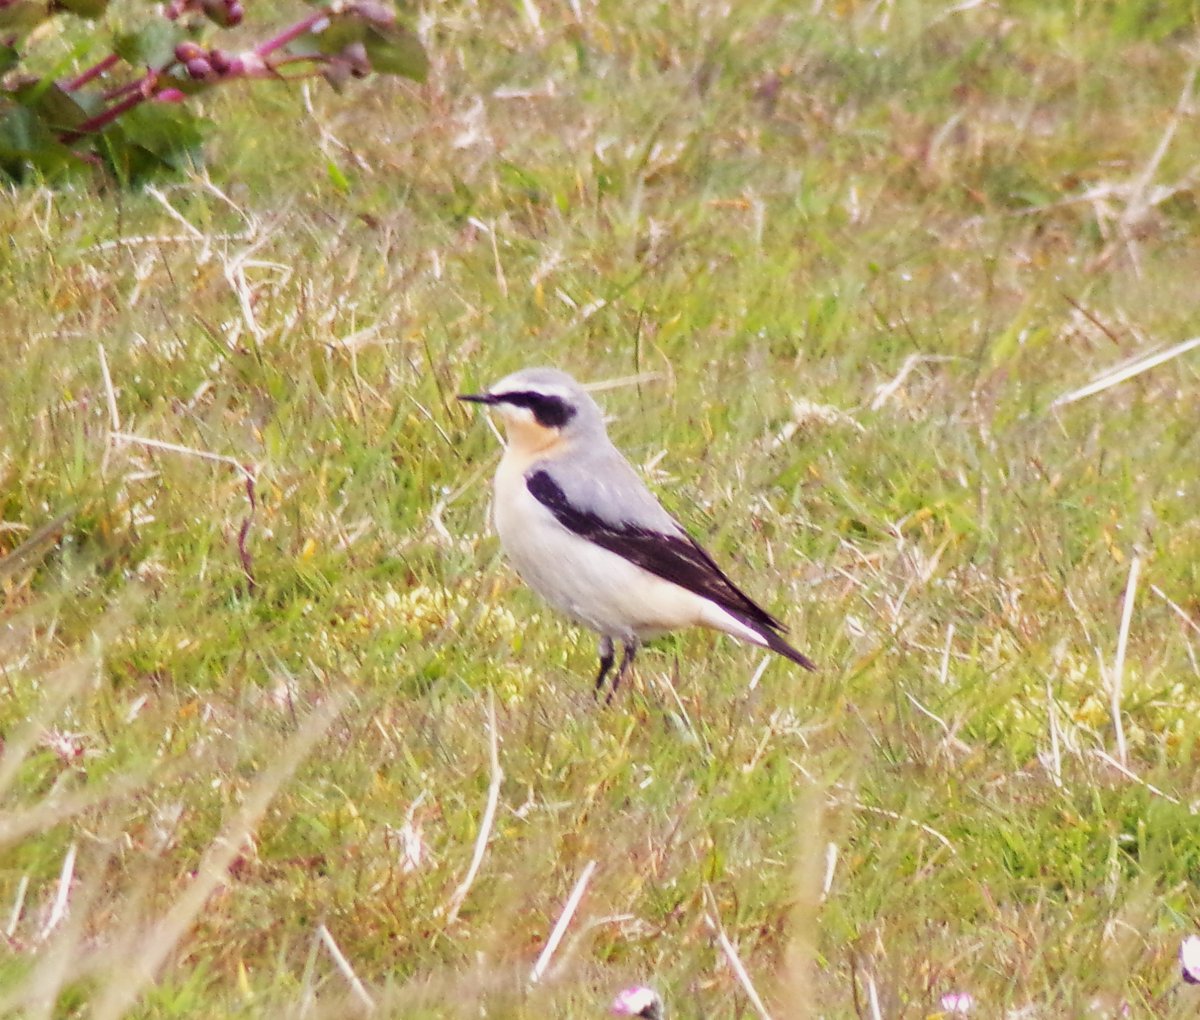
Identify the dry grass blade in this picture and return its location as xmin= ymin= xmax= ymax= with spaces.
xmin=35 ymin=843 xmax=76 ymax=944
xmin=89 ymin=697 xmax=343 ymax=1020
xmin=0 ymin=512 xmax=73 ymax=584
xmin=869 ymin=353 xmax=957 ymax=410
xmin=6 ymin=876 xmax=29 ymax=938
xmin=97 ymin=343 xmax=120 ymax=432
xmin=110 ymin=432 xmax=256 ymax=482
xmin=1120 ymin=49 xmax=1200 ymax=229
xmin=0 ymin=773 xmax=153 ymax=849
xmin=582 ymin=371 xmax=663 ymax=393
xmin=443 ymin=689 xmax=502 ymax=925
xmin=528 ymin=858 xmax=597 ymax=984
xmin=848 ymin=801 xmax=956 ymax=855
xmin=703 ymin=886 xmax=774 ymax=1020
xmin=3 ymin=845 xmax=122 ymax=1019
xmin=1044 ymin=674 xmax=1063 ymax=788
xmin=1051 ymin=336 xmax=1200 ymax=407
xmin=1092 ymin=749 xmax=1182 ymax=806
xmin=317 ymin=923 xmax=376 ymax=1013
xmin=110 ymin=431 xmax=259 ymax=591
xmin=865 ymin=971 xmax=883 ymax=1020
xmin=1109 ymin=555 xmax=1141 ymax=766
xmin=1150 ymin=583 xmax=1200 ymax=637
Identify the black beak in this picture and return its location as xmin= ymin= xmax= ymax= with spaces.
xmin=457 ymin=392 xmax=497 ymax=404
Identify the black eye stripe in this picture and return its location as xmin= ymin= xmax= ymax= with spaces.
xmin=495 ymin=390 xmax=576 ymax=428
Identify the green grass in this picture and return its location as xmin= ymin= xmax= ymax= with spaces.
xmin=3 ymin=0 xmax=1200 ymax=1016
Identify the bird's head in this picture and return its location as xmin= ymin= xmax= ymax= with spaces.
xmin=458 ymin=367 xmax=605 ymax=454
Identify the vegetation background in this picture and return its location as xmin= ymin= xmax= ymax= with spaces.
xmin=3 ymin=0 xmax=1200 ymax=1016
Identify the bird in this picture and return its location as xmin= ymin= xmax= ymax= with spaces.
xmin=458 ymin=367 xmax=815 ymax=702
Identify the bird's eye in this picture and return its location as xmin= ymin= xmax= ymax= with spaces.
xmin=500 ymin=391 xmax=576 ymax=428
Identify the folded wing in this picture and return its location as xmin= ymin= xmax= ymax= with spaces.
xmin=526 ymin=467 xmax=814 ymax=671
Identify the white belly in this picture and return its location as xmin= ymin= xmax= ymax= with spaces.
xmin=492 ymin=460 xmax=714 ymax=642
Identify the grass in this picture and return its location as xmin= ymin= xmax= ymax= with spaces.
xmin=3 ymin=0 xmax=1200 ymax=1015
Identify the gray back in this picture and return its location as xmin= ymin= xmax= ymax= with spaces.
xmin=489 ymin=366 xmax=682 ymax=534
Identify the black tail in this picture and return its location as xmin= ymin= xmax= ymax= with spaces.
xmin=756 ymin=623 xmax=817 ymax=672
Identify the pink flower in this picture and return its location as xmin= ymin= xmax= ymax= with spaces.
xmin=611 ymin=986 xmax=663 ymax=1019
xmin=1181 ymin=934 xmax=1200 ymax=984
xmin=939 ymin=991 xmax=974 ymax=1014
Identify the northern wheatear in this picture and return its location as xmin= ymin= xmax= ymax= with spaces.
xmin=459 ymin=367 xmax=815 ymax=701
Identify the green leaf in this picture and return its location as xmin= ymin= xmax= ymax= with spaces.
xmin=97 ymin=133 xmax=166 ymax=187
xmin=12 ymin=80 xmax=90 ymax=132
xmin=0 ymin=43 xmax=19 ymax=74
xmin=363 ymin=23 xmax=427 ymax=80
xmin=0 ymin=104 xmax=79 ymax=181
xmin=326 ymin=158 xmax=350 ymax=193
xmin=111 ymin=101 xmax=206 ymax=172
xmin=113 ymin=21 xmax=183 ymax=68
xmin=283 ymin=32 xmax=322 ymax=59
xmin=305 ymin=13 xmax=366 ymax=56
xmin=292 ymin=6 xmax=426 ymax=81
xmin=0 ymin=104 xmax=44 ymax=158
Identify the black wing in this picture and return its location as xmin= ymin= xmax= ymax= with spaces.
xmin=527 ymin=468 xmax=786 ymax=635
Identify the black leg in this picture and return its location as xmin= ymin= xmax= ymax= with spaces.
xmin=594 ymin=636 xmax=615 ymax=698
xmin=605 ymin=640 xmax=639 ymax=705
